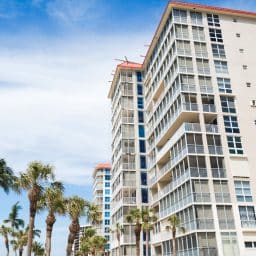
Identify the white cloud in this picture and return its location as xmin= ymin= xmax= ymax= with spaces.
xmin=46 ymin=0 xmax=101 ymax=23
xmin=0 ymin=32 xmax=150 ymax=185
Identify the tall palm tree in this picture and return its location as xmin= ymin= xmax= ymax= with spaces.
xmin=4 ymin=202 xmax=25 ymax=231
xmin=166 ymin=214 xmax=185 ymax=256
xmin=114 ymin=223 xmax=124 ymax=256
xmin=38 ymin=181 xmax=65 ymax=256
xmin=142 ymin=208 xmax=157 ymax=256
xmin=65 ymin=196 xmax=87 ymax=256
xmin=32 ymin=241 xmax=44 ymax=256
xmin=0 ymin=225 xmax=11 ymax=256
xmin=14 ymin=161 xmax=55 ymax=256
xmin=0 ymin=159 xmax=14 ymax=194
xmin=126 ymin=208 xmax=143 ymax=256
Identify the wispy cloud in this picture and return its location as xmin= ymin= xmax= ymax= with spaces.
xmin=46 ymin=0 xmax=102 ymax=24
xmin=0 ymin=32 xmax=148 ymax=185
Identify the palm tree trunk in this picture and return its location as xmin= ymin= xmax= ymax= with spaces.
xmin=4 ymin=236 xmax=9 ymax=256
xmin=145 ymin=230 xmax=149 ymax=256
xmin=66 ymin=220 xmax=80 ymax=256
xmin=19 ymin=248 xmax=23 ymax=256
xmin=172 ymin=229 xmax=176 ymax=256
xmin=45 ymin=213 xmax=56 ymax=256
xmin=27 ymin=213 xmax=35 ymax=256
xmin=135 ymin=231 xmax=140 ymax=256
xmin=118 ymin=239 xmax=121 ymax=256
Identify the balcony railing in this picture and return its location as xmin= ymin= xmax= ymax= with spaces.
xmin=219 ymin=219 xmax=235 ymax=229
xmin=205 ymin=124 xmax=219 ymax=133
xmin=211 ymin=168 xmax=226 ymax=178
xmin=123 ymin=197 xmax=136 ymax=204
xmin=215 ymin=192 xmax=231 ymax=203
xmin=208 ymin=145 xmax=223 ymax=155
xmin=241 ymin=220 xmax=256 ymax=228
xmin=123 ymin=179 xmax=136 ymax=186
xmin=160 ymin=192 xmax=211 ymax=218
xmin=164 ymin=248 xmax=217 ymax=256
xmin=203 ymin=104 xmax=216 ymax=112
xmin=182 ymin=219 xmax=214 ymax=232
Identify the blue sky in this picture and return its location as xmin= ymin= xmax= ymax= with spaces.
xmin=1 ymin=0 xmax=256 ymax=255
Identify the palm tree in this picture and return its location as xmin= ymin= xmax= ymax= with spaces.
xmin=32 ymin=241 xmax=44 ymax=256
xmin=79 ymin=228 xmax=96 ymax=256
xmin=86 ymin=203 xmax=101 ymax=225
xmin=65 ymin=196 xmax=87 ymax=256
xmin=141 ymin=208 xmax=157 ymax=256
xmin=0 ymin=225 xmax=11 ymax=256
xmin=0 ymin=159 xmax=14 ymax=194
xmin=10 ymin=239 xmax=19 ymax=256
xmin=126 ymin=208 xmax=143 ymax=256
xmin=38 ymin=181 xmax=65 ymax=256
xmin=89 ymin=236 xmax=106 ymax=256
xmin=14 ymin=161 xmax=55 ymax=256
xmin=4 ymin=202 xmax=25 ymax=231
xmin=113 ymin=223 xmax=124 ymax=256
xmin=166 ymin=214 xmax=185 ymax=256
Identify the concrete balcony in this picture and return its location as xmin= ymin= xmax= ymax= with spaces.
xmin=182 ymin=219 xmax=215 ymax=233
xmin=160 ymin=192 xmax=211 ymax=219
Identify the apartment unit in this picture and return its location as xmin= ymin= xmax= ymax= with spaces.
xmin=92 ymin=163 xmax=112 ymax=253
xmin=109 ymin=1 xmax=256 ymax=256
xmin=108 ymin=62 xmax=148 ymax=255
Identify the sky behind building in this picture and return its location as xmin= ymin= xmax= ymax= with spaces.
xmin=0 ymin=0 xmax=256 ymax=255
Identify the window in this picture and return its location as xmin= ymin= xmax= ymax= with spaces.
xmin=175 ymin=24 xmax=189 ymax=39
xmin=217 ymin=205 xmax=235 ymax=229
xmin=239 ymin=49 xmax=244 ymax=53
xmin=192 ymin=26 xmax=205 ymax=41
xmin=105 ymin=189 xmax=110 ymax=195
xmin=251 ymin=100 xmax=256 ymax=107
xmin=138 ymin=125 xmax=145 ymax=137
xmin=236 ymin=33 xmax=240 ymax=38
xmin=246 ymin=82 xmax=251 ymax=87
xmin=194 ymin=42 xmax=208 ymax=58
xmin=137 ymin=97 xmax=144 ymax=109
xmin=105 ymin=204 xmax=110 ymax=210
xmin=209 ymin=28 xmax=223 ymax=42
xmin=212 ymin=44 xmax=226 ymax=58
xmin=223 ymin=116 xmax=240 ymax=133
xmin=105 ymin=227 xmax=110 ymax=233
xmin=199 ymin=76 xmax=213 ymax=93
xmin=176 ymin=40 xmax=191 ymax=55
xmin=137 ymin=72 xmax=142 ymax=82
xmin=214 ymin=61 xmax=228 ymax=74
xmin=105 ymin=220 xmax=110 ymax=225
xmin=190 ymin=11 xmax=203 ymax=25
xmin=220 ymin=96 xmax=236 ymax=113
xmin=213 ymin=180 xmax=230 ymax=203
xmin=105 ymin=235 xmax=110 ymax=241
xmin=138 ymin=111 xmax=144 ymax=123
xmin=207 ymin=14 xmax=220 ymax=27
xmin=173 ymin=9 xmax=187 ymax=23
xmin=227 ymin=136 xmax=243 ymax=154
xmin=210 ymin=157 xmax=226 ymax=178
xmin=140 ymin=156 xmax=147 ymax=169
xmin=105 ymin=175 xmax=111 ymax=180
xmin=239 ymin=206 xmax=256 ymax=228
xmin=141 ymin=188 xmax=148 ymax=203
xmin=105 ymin=182 xmax=110 ymax=187
xmin=196 ymin=59 xmax=210 ymax=74
xmin=105 ymin=211 xmax=110 ymax=217
xmin=139 ymin=140 xmax=146 ymax=153
xmin=141 ymin=172 xmax=147 ymax=185
xmin=217 ymin=78 xmax=232 ymax=93
xmin=235 ymin=180 xmax=252 ymax=202
xmin=221 ymin=232 xmax=239 ymax=256
xmin=105 ymin=168 xmax=111 ymax=174
xmin=243 ymin=65 xmax=248 ymax=70
xmin=245 ymin=241 xmax=256 ymax=248
xmin=178 ymin=57 xmax=193 ymax=73
xmin=105 ymin=197 xmax=110 ymax=202
xmin=137 ymin=84 xmax=143 ymax=95
xmin=233 ymin=18 xmax=237 ymax=22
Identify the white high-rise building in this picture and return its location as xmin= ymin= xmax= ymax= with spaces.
xmin=92 ymin=163 xmax=112 ymax=253
xmin=109 ymin=1 xmax=256 ymax=256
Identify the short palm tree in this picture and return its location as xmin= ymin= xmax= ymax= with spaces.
xmin=86 ymin=203 xmax=101 ymax=225
xmin=65 ymin=196 xmax=87 ymax=256
xmin=166 ymin=214 xmax=185 ymax=256
xmin=4 ymin=202 xmax=25 ymax=231
xmin=0 ymin=225 xmax=11 ymax=256
xmin=89 ymin=236 xmax=106 ymax=256
xmin=114 ymin=223 xmax=124 ymax=256
xmin=32 ymin=241 xmax=44 ymax=256
xmin=0 ymin=159 xmax=14 ymax=194
xmin=38 ymin=181 xmax=65 ymax=256
xmin=14 ymin=161 xmax=55 ymax=256
xmin=142 ymin=208 xmax=157 ymax=256
xmin=126 ymin=208 xmax=142 ymax=256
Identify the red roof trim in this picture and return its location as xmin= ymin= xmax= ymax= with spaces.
xmin=117 ymin=61 xmax=142 ymax=70
xmin=95 ymin=163 xmax=111 ymax=169
xmin=171 ymin=1 xmax=256 ymax=17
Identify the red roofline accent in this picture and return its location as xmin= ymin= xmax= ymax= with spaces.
xmin=95 ymin=163 xmax=111 ymax=170
xmin=143 ymin=1 xmax=256 ymax=67
xmin=117 ymin=61 xmax=142 ymax=70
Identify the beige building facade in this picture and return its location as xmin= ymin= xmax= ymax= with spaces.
xmin=109 ymin=1 xmax=256 ymax=256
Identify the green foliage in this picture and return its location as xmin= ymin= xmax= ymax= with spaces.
xmin=0 ymin=159 xmax=14 ymax=194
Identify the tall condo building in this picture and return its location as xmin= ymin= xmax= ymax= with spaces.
xmin=108 ymin=62 xmax=148 ymax=255
xmin=92 ymin=164 xmax=112 ymax=253
xmin=108 ymin=1 xmax=256 ymax=256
